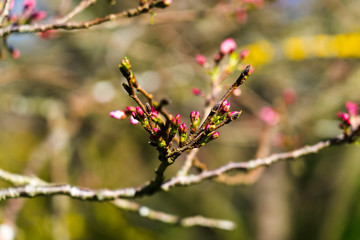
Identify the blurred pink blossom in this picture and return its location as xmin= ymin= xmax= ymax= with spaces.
xmin=220 ymin=38 xmax=237 ymax=54
xmin=345 ymin=101 xmax=358 ymax=116
xmin=192 ymin=87 xmax=203 ymax=96
xmin=30 ymin=10 xmax=47 ymax=21
xmin=235 ymin=8 xmax=248 ymax=24
xmin=259 ymin=106 xmax=279 ymax=126
xmin=282 ymin=88 xmax=297 ymax=105
xmin=110 ymin=110 xmax=126 ymax=120
xmin=240 ymin=49 xmax=250 ymax=59
xmin=195 ymin=54 xmax=207 ymax=66
xmin=23 ymin=0 xmax=36 ymax=11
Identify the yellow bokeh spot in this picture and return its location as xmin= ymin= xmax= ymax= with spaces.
xmin=283 ymin=37 xmax=308 ymax=60
xmin=242 ymin=40 xmax=275 ymax=66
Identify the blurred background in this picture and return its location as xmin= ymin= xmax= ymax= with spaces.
xmin=1 ymin=0 xmax=360 ymax=239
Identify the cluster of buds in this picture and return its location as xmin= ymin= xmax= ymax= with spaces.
xmin=111 ymin=56 xmax=252 ymax=163
xmin=194 ymin=101 xmax=242 ymax=147
xmin=5 ymin=0 xmax=47 ymax=25
xmin=1 ymin=0 xmax=48 ymax=59
xmin=337 ymin=101 xmax=360 ymax=139
xmin=194 ymin=38 xmax=251 ymax=98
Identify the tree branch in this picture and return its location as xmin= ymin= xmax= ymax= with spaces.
xmin=0 ymin=132 xmax=355 ymax=202
xmin=0 ymin=0 xmax=167 ymax=37
xmin=112 ymin=199 xmax=235 ymax=230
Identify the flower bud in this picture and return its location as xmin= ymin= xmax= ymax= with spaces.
xmin=220 ymin=38 xmax=237 ymax=55
xmin=240 ymin=49 xmax=250 ymax=59
xmin=346 ymin=101 xmax=358 ymax=116
xmin=219 ymin=100 xmax=231 ymax=115
xmin=135 ymin=106 xmax=145 ymax=119
xmin=30 ymin=10 xmax=46 ymax=21
xmin=259 ymin=106 xmax=279 ymax=126
xmin=179 ymin=123 xmax=187 ymax=147
xmin=110 ymin=110 xmax=126 ymax=120
xmin=126 ymin=106 xmax=136 ymax=112
xmin=205 ymin=124 xmax=215 ymax=134
xmin=192 ymin=87 xmax=203 ymax=96
xmin=130 ymin=115 xmax=139 ymax=125
xmin=195 ymin=54 xmax=207 ymax=66
xmin=209 ymin=132 xmax=219 ymax=140
xmin=337 ymin=112 xmax=350 ymax=125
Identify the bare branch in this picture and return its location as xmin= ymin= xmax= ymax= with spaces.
xmin=112 ymin=199 xmax=236 ymax=230
xmin=0 ymin=132 xmax=354 ymax=202
xmin=55 ymin=0 xmax=97 ymax=24
xmin=161 ymin=133 xmax=349 ymax=191
xmin=0 ymin=0 xmax=167 ymax=37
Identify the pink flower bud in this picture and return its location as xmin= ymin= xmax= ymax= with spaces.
xmin=247 ymin=65 xmax=254 ymax=75
xmin=130 ymin=115 xmax=139 ymax=125
xmin=220 ymin=100 xmax=231 ymax=114
xmin=23 ymin=0 xmax=36 ymax=10
xmin=210 ymin=132 xmax=219 ymax=140
xmin=259 ymin=106 xmax=279 ymax=126
xmin=30 ymin=10 xmax=47 ymax=21
xmin=135 ymin=106 xmax=145 ymax=119
xmin=126 ymin=106 xmax=136 ymax=112
xmin=240 ymin=49 xmax=250 ymax=59
xmin=175 ymin=114 xmax=181 ymax=124
xmin=195 ymin=54 xmax=207 ymax=66
xmin=110 ymin=110 xmax=126 ymax=120
xmin=235 ymin=8 xmax=248 ymax=24
xmin=220 ymin=38 xmax=237 ymax=55
xmin=9 ymin=0 xmax=15 ymax=10
xmin=179 ymin=122 xmax=187 ymax=133
xmin=192 ymin=87 xmax=203 ymax=96
xmin=282 ymin=88 xmax=296 ymax=105
xmin=345 ymin=101 xmax=358 ymax=116
xmin=11 ymin=48 xmax=20 ymax=59
xmin=151 ymin=107 xmax=159 ymax=118
xmin=337 ymin=112 xmax=350 ymax=122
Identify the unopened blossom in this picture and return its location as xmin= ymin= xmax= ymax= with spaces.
xmin=220 ymin=38 xmax=237 ymax=55
xmin=9 ymin=0 xmax=15 ymax=10
xmin=110 ymin=110 xmax=126 ymax=120
xmin=235 ymin=8 xmax=248 ymax=24
xmin=345 ymin=101 xmax=358 ymax=116
xmin=30 ymin=10 xmax=47 ymax=21
xmin=209 ymin=132 xmax=219 ymax=140
xmin=195 ymin=54 xmax=207 ymax=66
xmin=240 ymin=49 xmax=250 ymax=59
xmin=219 ymin=100 xmax=231 ymax=115
xmin=337 ymin=112 xmax=350 ymax=125
xmin=192 ymin=87 xmax=203 ymax=96
xmin=24 ymin=0 xmax=36 ymax=11
xmin=130 ymin=115 xmax=139 ymax=125
xmin=282 ymin=88 xmax=296 ymax=105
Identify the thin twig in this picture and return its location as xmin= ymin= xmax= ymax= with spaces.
xmin=55 ymin=0 xmax=96 ymax=24
xmin=112 ymin=199 xmax=235 ymax=230
xmin=0 ymin=0 xmax=165 ymax=37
